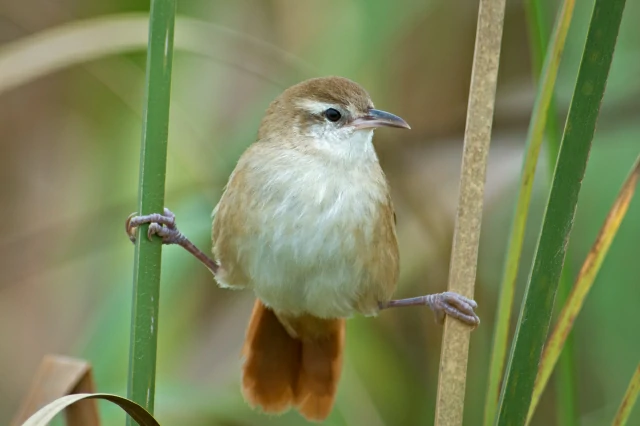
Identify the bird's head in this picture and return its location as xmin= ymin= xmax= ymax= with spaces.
xmin=258 ymin=76 xmax=410 ymax=157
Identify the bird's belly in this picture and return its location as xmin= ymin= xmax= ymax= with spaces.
xmin=249 ymin=216 xmax=374 ymax=318
xmin=212 ymin=151 xmax=400 ymax=319
xmin=240 ymin=190 xmax=395 ymax=318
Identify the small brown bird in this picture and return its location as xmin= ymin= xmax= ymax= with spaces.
xmin=126 ymin=76 xmax=479 ymax=422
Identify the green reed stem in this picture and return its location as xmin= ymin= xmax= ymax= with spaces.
xmin=126 ymin=0 xmax=176 ymax=424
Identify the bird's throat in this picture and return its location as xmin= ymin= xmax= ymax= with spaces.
xmin=310 ymin=129 xmax=377 ymax=164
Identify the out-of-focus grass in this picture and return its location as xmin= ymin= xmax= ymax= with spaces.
xmin=497 ymin=0 xmax=627 ymax=423
xmin=1 ymin=0 xmax=639 ymax=425
xmin=612 ymin=362 xmax=640 ymax=426
xmin=483 ymin=0 xmax=575 ymax=423
xmin=525 ymin=1 xmax=579 ymax=424
xmin=529 ymin=154 xmax=640 ymax=423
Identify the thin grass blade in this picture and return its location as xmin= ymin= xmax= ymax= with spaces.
xmin=527 ymin=155 xmax=640 ymax=422
xmin=482 ymin=0 xmax=575 ymax=424
xmin=524 ymin=1 xmax=579 ymax=424
xmin=496 ymin=0 xmax=628 ymax=423
xmin=612 ymin=362 xmax=640 ymax=426
xmin=525 ymin=0 xmax=564 ymax=166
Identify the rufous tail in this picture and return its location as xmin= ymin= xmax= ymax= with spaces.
xmin=241 ymin=299 xmax=345 ymax=422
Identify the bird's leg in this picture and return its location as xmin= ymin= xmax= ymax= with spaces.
xmin=379 ymin=292 xmax=480 ymax=327
xmin=125 ymin=208 xmax=219 ymax=276
xmin=125 ymin=211 xmax=479 ymax=326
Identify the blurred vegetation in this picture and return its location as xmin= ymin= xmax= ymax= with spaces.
xmin=497 ymin=0 xmax=628 ymax=423
xmin=0 ymin=0 xmax=638 ymax=425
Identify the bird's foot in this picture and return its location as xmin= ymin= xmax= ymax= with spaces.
xmin=379 ymin=292 xmax=479 ymax=327
xmin=124 ymin=207 xmax=220 ymax=275
xmin=424 ymin=292 xmax=479 ymax=327
xmin=125 ymin=207 xmax=185 ymax=245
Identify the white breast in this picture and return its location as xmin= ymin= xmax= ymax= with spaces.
xmin=214 ymin=130 xmax=391 ymax=318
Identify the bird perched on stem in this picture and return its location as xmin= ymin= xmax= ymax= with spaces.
xmin=126 ymin=76 xmax=479 ymax=422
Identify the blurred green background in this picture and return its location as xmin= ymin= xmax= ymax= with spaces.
xmin=0 ymin=0 xmax=638 ymax=425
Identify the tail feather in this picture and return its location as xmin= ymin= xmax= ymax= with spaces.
xmin=241 ymin=299 xmax=301 ymax=413
xmin=295 ymin=319 xmax=345 ymax=421
xmin=241 ymin=299 xmax=345 ymax=422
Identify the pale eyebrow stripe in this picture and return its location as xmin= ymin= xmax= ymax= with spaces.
xmin=295 ymin=99 xmax=336 ymax=114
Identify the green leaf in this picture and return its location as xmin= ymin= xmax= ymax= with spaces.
xmin=496 ymin=0 xmax=628 ymax=423
xmin=528 ymin=156 xmax=640 ymax=422
xmin=524 ymin=1 xmax=580 ymax=425
xmin=482 ymin=0 xmax=576 ymax=424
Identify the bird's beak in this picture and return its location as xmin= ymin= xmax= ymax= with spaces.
xmin=351 ymin=109 xmax=411 ymax=130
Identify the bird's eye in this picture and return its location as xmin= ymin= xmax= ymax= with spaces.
xmin=324 ymin=108 xmax=342 ymax=122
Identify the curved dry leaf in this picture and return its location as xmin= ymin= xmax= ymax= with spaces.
xmin=12 ymin=355 xmax=98 ymax=426
xmin=20 ymin=393 xmax=160 ymax=426
xmin=0 ymin=13 xmax=315 ymax=95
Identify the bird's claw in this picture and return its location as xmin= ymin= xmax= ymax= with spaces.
xmin=426 ymin=292 xmax=480 ymax=327
xmin=125 ymin=208 xmax=183 ymax=245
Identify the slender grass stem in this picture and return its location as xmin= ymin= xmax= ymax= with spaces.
xmin=126 ymin=0 xmax=176 ymax=424
xmin=434 ymin=0 xmax=506 ymax=424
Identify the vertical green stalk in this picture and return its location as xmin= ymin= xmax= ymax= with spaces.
xmin=496 ymin=0 xmax=627 ymax=423
xmin=126 ymin=0 xmax=176 ymax=424
xmin=524 ymin=1 xmax=578 ymax=425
